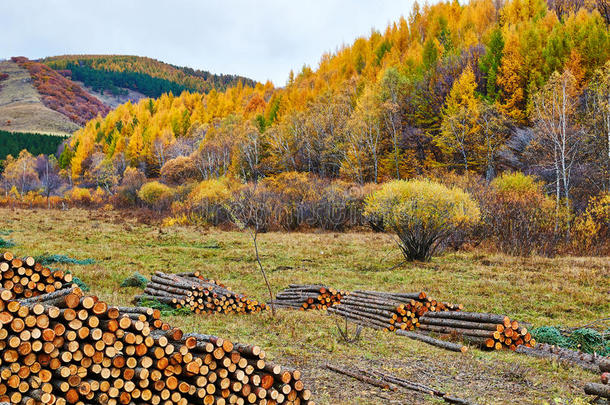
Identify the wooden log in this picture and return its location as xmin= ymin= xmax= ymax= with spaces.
xmin=515 ymin=343 xmax=600 ymax=372
xmin=396 ymin=330 xmax=468 ymax=353
xmin=584 ymin=382 xmax=610 ymax=399
xmin=419 ymin=316 xmax=500 ymax=331
xmin=325 ymin=364 xmax=395 ymax=390
xmin=420 ymin=311 xmax=507 ymax=324
xmin=417 ymin=323 xmax=495 ymax=338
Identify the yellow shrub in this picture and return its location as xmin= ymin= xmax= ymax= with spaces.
xmin=365 ymin=179 xmax=480 ymax=260
xmin=66 ymin=187 xmax=92 ymax=205
xmin=492 ymin=172 xmax=543 ymax=194
xmin=262 ymin=171 xmax=316 ymax=202
xmin=188 ymin=178 xmax=232 ymax=206
xmin=137 ymin=181 xmax=174 ymax=208
xmin=573 ymin=194 xmax=610 ymax=254
xmin=92 ymin=187 xmax=106 ymax=205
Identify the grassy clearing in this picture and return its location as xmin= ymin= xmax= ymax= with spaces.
xmin=0 ymin=208 xmax=607 ymax=404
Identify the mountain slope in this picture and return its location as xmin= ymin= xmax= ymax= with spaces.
xmin=63 ymin=0 xmax=610 ymax=186
xmin=12 ymin=57 xmax=110 ymax=126
xmin=0 ymin=55 xmax=256 ymax=138
xmin=42 ymin=55 xmax=257 ymax=96
xmin=0 ymin=59 xmax=80 ymax=136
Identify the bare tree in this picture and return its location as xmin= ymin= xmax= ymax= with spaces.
xmin=479 ymin=102 xmax=510 ymax=181
xmin=532 ymin=69 xmax=582 ymax=230
xmin=225 ymin=185 xmax=275 ymax=316
xmin=35 ymin=155 xmax=63 ymax=208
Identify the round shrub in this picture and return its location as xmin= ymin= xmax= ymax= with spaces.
xmin=365 ymin=179 xmax=480 ymax=261
xmin=137 ymin=181 xmax=174 ymax=210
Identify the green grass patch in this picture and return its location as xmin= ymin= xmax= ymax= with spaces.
xmin=34 ymin=254 xmax=95 ymax=266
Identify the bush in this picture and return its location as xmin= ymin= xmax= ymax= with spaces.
xmin=365 ymin=179 xmax=480 ymax=261
xmin=137 ymin=181 xmax=175 ymax=211
xmin=572 ymin=193 xmax=610 ymax=255
xmin=66 ymin=187 xmax=92 ymax=206
xmin=184 ymin=178 xmax=233 ymax=225
xmin=485 ymin=172 xmax=562 ymax=256
xmin=262 ymin=172 xmax=317 ymax=230
xmin=160 ymin=156 xmax=200 ymax=184
xmin=114 ymin=167 xmax=146 ymax=206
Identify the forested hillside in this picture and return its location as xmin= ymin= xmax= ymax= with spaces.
xmin=62 ymin=0 xmax=609 ymax=209
xmin=43 ymin=55 xmax=257 ymax=96
xmin=0 ymin=130 xmax=66 ymax=160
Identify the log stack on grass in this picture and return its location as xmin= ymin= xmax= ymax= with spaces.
xmin=328 ymin=290 xmax=461 ymax=332
xmin=135 ymin=271 xmax=268 ymax=315
xmin=0 ymin=251 xmax=313 ymax=404
xmin=584 ymin=358 xmax=610 ymax=400
xmin=269 ymin=284 xmax=347 ymax=310
xmin=417 ymin=311 xmax=534 ymax=350
xmin=0 ymin=251 xmax=73 ymax=299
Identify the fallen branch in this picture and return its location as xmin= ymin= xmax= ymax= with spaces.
xmin=325 ymin=364 xmax=396 ymax=390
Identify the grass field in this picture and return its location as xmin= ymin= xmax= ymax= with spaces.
xmin=0 ymin=207 xmax=607 ymax=404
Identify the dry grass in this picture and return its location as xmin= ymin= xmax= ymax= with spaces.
xmin=0 ymin=60 xmax=80 ymax=135
xmin=0 ymin=207 xmax=607 ymax=404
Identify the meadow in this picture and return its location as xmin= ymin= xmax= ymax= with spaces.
xmin=0 ymin=207 xmax=607 ymax=404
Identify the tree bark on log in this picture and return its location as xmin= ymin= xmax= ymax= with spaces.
xmin=584 ymin=382 xmax=610 ymax=398
xmin=396 ymin=330 xmax=468 ymax=353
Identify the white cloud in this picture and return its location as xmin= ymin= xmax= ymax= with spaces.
xmin=1 ymin=0 xmax=419 ymax=85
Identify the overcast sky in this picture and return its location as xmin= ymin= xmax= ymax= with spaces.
xmin=1 ymin=0 xmax=419 ymax=85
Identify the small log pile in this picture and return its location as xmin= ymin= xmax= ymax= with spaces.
xmin=418 ymin=311 xmax=534 ymax=350
xmin=0 ymin=252 xmax=73 ymax=299
xmin=269 ymin=285 xmax=347 ymax=310
xmin=584 ymin=358 xmax=610 ymax=400
xmin=0 ymin=251 xmax=313 ymax=404
xmin=328 ymin=290 xmax=461 ymax=332
xmin=134 ymin=271 xmax=267 ymax=315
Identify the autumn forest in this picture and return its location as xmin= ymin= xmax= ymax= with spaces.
xmin=2 ymin=0 xmax=610 ymax=256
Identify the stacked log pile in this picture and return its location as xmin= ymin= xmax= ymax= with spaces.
xmin=328 ymin=290 xmax=461 ymax=332
xmin=0 ymin=252 xmax=73 ymax=299
xmin=269 ymin=285 xmax=347 ymax=310
xmin=134 ymin=271 xmax=267 ymax=315
xmin=584 ymin=358 xmax=610 ymax=400
xmin=0 ymin=252 xmax=313 ymax=404
xmin=417 ymin=311 xmax=534 ymax=350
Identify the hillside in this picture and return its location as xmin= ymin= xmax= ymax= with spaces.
xmin=0 ymin=54 xmax=256 ymax=138
xmin=0 ymin=59 xmax=80 ymax=136
xmin=42 ymin=54 xmax=258 ymax=97
xmin=12 ymin=57 xmax=110 ymax=126
xmin=63 ymin=0 xmax=609 ymax=203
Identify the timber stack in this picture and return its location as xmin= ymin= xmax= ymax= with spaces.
xmin=0 ymin=251 xmax=313 ymax=404
xmin=328 ymin=290 xmax=461 ymax=332
xmin=417 ymin=311 xmax=535 ymax=350
xmin=584 ymin=357 xmax=610 ymax=400
xmin=0 ymin=251 xmax=73 ymax=299
xmin=134 ymin=271 xmax=268 ymax=315
xmin=269 ymin=284 xmax=347 ymax=310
